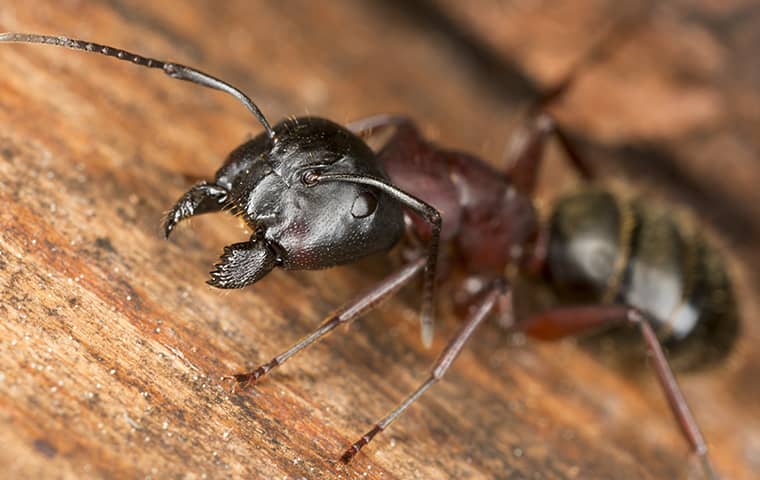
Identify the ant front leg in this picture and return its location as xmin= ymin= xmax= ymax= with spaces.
xmin=341 ymin=280 xmax=507 ymax=463
xmin=224 ymin=257 xmax=426 ymax=390
xmin=520 ymin=305 xmax=717 ymax=480
xmin=163 ymin=181 xmax=229 ymax=238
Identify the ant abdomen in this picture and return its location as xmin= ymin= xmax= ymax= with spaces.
xmin=545 ymin=189 xmax=739 ymax=370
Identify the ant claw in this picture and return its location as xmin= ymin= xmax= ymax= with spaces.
xmin=220 ymin=373 xmax=252 ymax=394
xmin=221 ymin=364 xmax=274 ymax=394
xmin=219 ymin=375 xmax=238 ymax=394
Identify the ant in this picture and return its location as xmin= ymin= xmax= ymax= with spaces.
xmin=0 ymin=29 xmax=737 ymax=479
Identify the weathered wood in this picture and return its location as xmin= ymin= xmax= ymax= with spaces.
xmin=0 ymin=1 xmax=758 ymax=479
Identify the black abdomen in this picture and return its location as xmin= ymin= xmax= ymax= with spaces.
xmin=545 ymin=190 xmax=738 ymax=370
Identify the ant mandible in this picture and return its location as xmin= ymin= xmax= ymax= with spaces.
xmin=0 ymin=29 xmax=737 ymax=479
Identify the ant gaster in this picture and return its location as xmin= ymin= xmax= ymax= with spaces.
xmin=1 ymin=31 xmax=737 ymax=479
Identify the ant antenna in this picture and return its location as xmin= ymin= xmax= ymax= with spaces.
xmin=0 ymin=32 xmax=276 ymax=141
xmin=314 ymin=172 xmax=442 ymax=348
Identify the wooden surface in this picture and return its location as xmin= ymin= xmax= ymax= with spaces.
xmin=1 ymin=1 xmax=759 ymax=478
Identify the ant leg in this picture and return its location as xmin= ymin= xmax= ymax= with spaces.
xmin=521 ymin=224 xmax=551 ymax=276
xmin=314 ymin=173 xmax=442 ymax=348
xmin=505 ymin=112 xmax=593 ymax=194
xmin=224 ymin=257 xmax=426 ymax=390
xmin=505 ymin=7 xmax=649 ymax=194
xmin=345 ymin=114 xmax=411 ymax=138
xmin=520 ymin=305 xmax=716 ymax=480
xmin=163 ymin=181 xmax=228 ymax=238
xmin=341 ymin=281 xmax=506 ymax=463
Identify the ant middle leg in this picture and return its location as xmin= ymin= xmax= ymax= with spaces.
xmin=163 ymin=181 xmax=229 ymax=238
xmin=503 ymin=7 xmax=650 ymax=193
xmin=519 ymin=304 xmax=716 ymax=480
xmin=224 ymin=257 xmax=425 ymax=391
xmin=341 ymin=279 xmax=507 ymax=463
xmin=504 ymin=112 xmax=594 ymax=194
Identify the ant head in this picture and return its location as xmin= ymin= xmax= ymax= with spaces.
xmin=222 ymin=117 xmax=404 ymax=282
xmin=1 ymin=33 xmax=440 ymax=342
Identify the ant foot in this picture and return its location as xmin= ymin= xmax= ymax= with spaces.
xmin=340 ymin=425 xmax=383 ymax=464
xmin=221 ymin=363 xmax=274 ymax=393
xmin=220 ymin=373 xmax=249 ymax=394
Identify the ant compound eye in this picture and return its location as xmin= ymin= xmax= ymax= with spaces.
xmin=301 ymin=169 xmax=321 ymax=186
xmin=351 ymin=191 xmax=378 ymax=219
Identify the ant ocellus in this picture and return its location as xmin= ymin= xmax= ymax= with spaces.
xmin=0 ymin=31 xmax=738 ymax=479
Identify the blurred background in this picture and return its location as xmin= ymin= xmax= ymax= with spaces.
xmin=0 ymin=1 xmax=758 ymax=478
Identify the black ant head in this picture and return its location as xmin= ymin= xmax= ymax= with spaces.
xmin=2 ymin=33 xmax=440 ymax=343
xmin=256 ymin=117 xmax=405 ymax=269
xmin=205 ymin=117 xmax=405 ymax=288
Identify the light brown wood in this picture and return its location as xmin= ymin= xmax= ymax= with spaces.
xmin=1 ymin=1 xmax=758 ymax=478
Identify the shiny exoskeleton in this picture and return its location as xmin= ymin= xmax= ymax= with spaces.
xmin=1 ymin=31 xmax=734 ymax=479
xmin=545 ymin=189 xmax=738 ymax=371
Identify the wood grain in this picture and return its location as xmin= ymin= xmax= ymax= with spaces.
xmin=0 ymin=1 xmax=758 ymax=478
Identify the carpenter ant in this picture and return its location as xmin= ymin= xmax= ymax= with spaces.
xmin=0 ymin=31 xmax=737 ymax=479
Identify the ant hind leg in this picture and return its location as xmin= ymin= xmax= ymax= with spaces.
xmin=519 ymin=304 xmax=717 ymax=480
